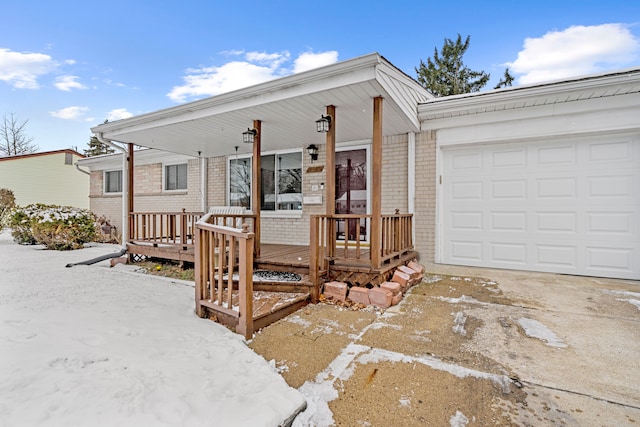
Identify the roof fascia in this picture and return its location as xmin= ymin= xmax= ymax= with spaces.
xmin=418 ymin=67 xmax=640 ymax=119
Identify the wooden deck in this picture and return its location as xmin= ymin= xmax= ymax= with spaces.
xmin=257 ymin=243 xmax=417 ymax=286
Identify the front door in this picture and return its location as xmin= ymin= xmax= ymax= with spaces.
xmin=335 ymin=148 xmax=368 ymax=242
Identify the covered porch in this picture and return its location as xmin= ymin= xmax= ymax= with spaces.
xmin=91 ymin=53 xmax=430 ymax=337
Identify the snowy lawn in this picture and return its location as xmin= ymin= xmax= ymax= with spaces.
xmin=0 ymin=231 xmax=305 ymax=427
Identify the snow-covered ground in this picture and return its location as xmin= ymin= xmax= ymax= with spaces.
xmin=0 ymin=230 xmax=305 ymax=427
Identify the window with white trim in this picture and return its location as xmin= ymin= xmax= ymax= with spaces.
xmin=227 ymin=150 xmax=302 ymax=211
xmin=164 ymin=163 xmax=188 ymax=191
xmin=104 ymin=170 xmax=122 ymax=193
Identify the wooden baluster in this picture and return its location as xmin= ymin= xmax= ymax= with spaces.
xmin=227 ymin=236 xmax=235 ymax=310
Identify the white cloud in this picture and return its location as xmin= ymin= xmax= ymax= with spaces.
xmin=55 ymin=75 xmax=87 ymax=91
xmin=507 ymin=24 xmax=640 ymax=85
xmin=293 ymin=51 xmax=339 ymax=73
xmin=106 ymin=108 xmax=133 ymax=121
xmin=0 ymin=48 xmax=57 ymax=89
xmin=50 ymin=106 xmax=89 ymax=120
xmin=168 ymin=50 xmax=339 ymax=103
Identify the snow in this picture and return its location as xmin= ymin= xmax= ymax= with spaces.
xmin=518 ymin=318 xmax=568 ymax=348
xmin=0 ymin=231 xmax=305 ymax=427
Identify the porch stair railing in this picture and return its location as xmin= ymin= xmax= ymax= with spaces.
xmin=194 ymin=213 xmax=255 ymax=339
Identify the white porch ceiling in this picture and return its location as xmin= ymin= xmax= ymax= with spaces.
xmin=91 ymin=53 xmax=432 ymax=158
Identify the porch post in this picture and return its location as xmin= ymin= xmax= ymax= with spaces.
xmin=252 ymin=119 xmax=261 ymax=257
xmin=371 ymin=97 xmax=383 ymax=268
xmin=324 ymin=106 xmax=336 ymax=258
xmin=128 ymin=143 xmax=134 ymax=243
xmin=325 ymin=105 xmax=336 ymax=216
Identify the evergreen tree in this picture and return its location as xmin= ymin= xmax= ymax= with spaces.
xmin=416 ymin=34 xmax=490 ymax=97
xmin=494 ymin=68 xmax=515 ymax=89
xmin=84 ymin=135 xmax=115 ymax=157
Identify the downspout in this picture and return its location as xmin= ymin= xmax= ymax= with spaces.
xmin=200 ymin=156 xmax=208 ymax=212
xmin=96 ymin=132 xmax=129 ymax=248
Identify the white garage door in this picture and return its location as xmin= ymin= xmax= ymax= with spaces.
xmin=441 ymin=134 xmax=640 ymax=280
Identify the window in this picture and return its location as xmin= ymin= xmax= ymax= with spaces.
xmin=228 ymin=151 xmax=302 ymax=211
xmin=65 ymin=153 xmax=73 ymax=165
xmin=104 ymin=170 xmax=122 ymax=193
xmin=229 ymin=157 xmax=252 ymax=208
xmin=165 ymin=163 xmax=187 ymax=191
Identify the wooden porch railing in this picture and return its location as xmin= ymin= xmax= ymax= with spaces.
xmin=194 ymin=213 xmax=255 ymax=339
xmin=310 ymin=213 xmax=413 ymax=285
xmin=128 ymin=210 xmax=257 ymax=253
xmin=128 ymin=210 xmax=204 ymax=246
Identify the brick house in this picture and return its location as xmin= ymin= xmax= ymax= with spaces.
xmin=81 ymin=53 xmax=640 ymax=280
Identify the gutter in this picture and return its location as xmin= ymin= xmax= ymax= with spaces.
xmin=95 ymin=132 xmax=129 ymax=249
xmin=75 ymin=162 xmax=90 ymax=175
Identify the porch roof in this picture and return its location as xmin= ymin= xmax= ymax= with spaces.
xmin=90 ymin=53 xmax=432 ymax=158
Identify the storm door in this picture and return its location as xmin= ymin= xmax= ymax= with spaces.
xmin=335 ymin=148 xmax=368 ymax=242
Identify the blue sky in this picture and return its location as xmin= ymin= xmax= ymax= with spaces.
xmin=1 ymin=0 xmax=639 ymax=154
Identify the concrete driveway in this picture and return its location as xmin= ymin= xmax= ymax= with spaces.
xmin=250 ymin=263 xmax=640 ymax=426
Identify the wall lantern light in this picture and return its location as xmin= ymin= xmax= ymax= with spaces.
xmin=315 ymin=115 xmax=332 ymax=133
xmin=306 ymin=144 xmax=319 ymax=161
xmin=242 ymin=128 xmax=257 ymax=144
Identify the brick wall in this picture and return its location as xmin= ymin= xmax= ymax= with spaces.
xmin=88 ymin=159 xmax=202 ymax=235
xmin=382 ymin=134 xmax=408 ymax=214
xmin=413 ymin=131 xmax=436 ymax=262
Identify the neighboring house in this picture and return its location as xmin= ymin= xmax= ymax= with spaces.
xmin=0 ymin=149 xmax=89 ymax=209
xmin=83 ymin=53 xmax=640 ymax=280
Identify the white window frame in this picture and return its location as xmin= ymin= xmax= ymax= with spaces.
xmin=163 ymin=162 xmax=188 ymax=192
xmin=104 ymin=169 xmax=123 ymax=194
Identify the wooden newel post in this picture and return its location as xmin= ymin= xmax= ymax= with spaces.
xmin=309 ymin=216 xmax=320 ymax=303
xmin=194 ymin=225 xmax=204 ymax=317
xmin=237 ymin=224 xmax=254 ymax=340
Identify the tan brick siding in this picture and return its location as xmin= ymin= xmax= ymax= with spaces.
xmin=413 ymin=131 xmax=436 ymax=263
xmin=382 ymin=134 xmax=408 ymax=214
xmin=89 ymin=159 xmax=202 ymax=234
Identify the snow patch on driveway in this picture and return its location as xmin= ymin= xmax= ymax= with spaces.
xmin=518 ymin=318 xmax=567 ymax=348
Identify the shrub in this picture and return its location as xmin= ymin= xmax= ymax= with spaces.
xmin=0 ymin=188 xmax=16 ymax=229
xmin=9 ymin=204 xmax=97 ymax=250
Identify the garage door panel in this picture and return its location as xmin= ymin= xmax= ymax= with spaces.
xmin=536 ymin=211 xmax=577 ymax=233
xmin=586 ymin=245 xmax=635 ymax=273
xmin=491 ymin=179 xmax=527 ymax=199
xmin=536 ymin=177 xmax=577 ymax=199
xmin=441 ymin=134 xmax=640 ymax=280
xmin=449 ymin=240 xmax=483 ymax=262
xmin=491 ymin=148 xmax=527 ymax=168
xmin=588 ymin=175 xmax=633 ymax=198
xmin=535 ymin=244 xmax=578 ymax=268
xmin=450 ymin=211 xmax=483 ymax=230
xmin=491 ymin=242 xmax=527 ymax=265
xmin=588 ymin=139 xmax=633 ymax=162
xmin=587 ymin=211 xmax=634 ymax=234
xmin=536 ymin=144 xmax=577 ymax=166
xmin=490 ymin=211 xmax=527 ymax=232
xmin=451 ymin=181 xmax=483 ymax=200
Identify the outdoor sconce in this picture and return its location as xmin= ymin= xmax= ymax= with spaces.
xmin=242 ymin=128 xmax=257 ymax=144
xmin=306 ymin=144 xmax=319 ymax=161
xmin=315 ymin=115 xmax=332 ymax=133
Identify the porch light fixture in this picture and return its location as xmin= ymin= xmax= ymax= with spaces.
xmin=242 ymin=128 xmax=257 ymax=144
xmin=306 ymin=144 xmax=319 ymax=161
xmin=315 ymin=115 xmax=332 ymax=133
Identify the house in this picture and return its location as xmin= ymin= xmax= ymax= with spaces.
xmin=82 ymin=53 xmax=640 ymax=285
xmin=0 ymin=149 xmax=89 ymax=209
